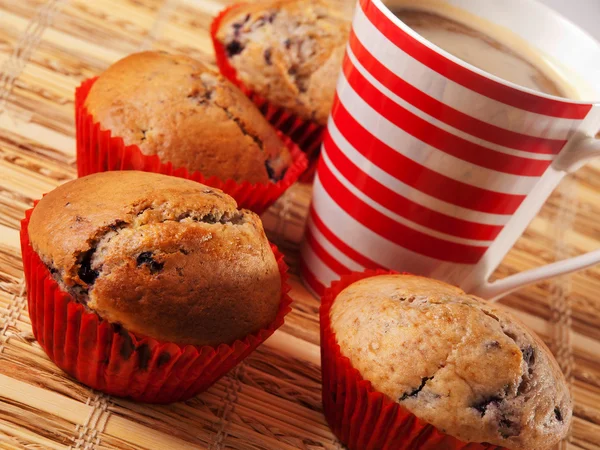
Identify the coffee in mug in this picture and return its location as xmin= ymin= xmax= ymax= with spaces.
xmin=388 ymin=0 xmax=579 ymax=99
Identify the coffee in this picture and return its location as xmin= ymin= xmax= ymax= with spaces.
xmin=388 ymin=2 xmax=575 ymax=98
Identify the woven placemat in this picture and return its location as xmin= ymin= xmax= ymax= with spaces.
xmin=0 ymin=1 xmax=599 ymax=449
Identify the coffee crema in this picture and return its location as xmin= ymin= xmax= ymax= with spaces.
xmin=388 ymin=1 xmax=577 ymax=99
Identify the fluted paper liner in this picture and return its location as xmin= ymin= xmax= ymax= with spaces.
xmin=75 ymin=77 xmax=308 ymax=215
xmin=320 ymin=270 xmax=507 ymax=450
xmin=21 ymin=205 xmax=293 ymax=404
xmin=210 ymin=4 xmax=325 ymax=181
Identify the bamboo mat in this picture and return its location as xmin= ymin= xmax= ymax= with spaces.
xmin=0 ymin=0 xmax=599 ymax=449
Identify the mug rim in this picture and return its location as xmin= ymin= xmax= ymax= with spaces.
xmin=372 ymin=0 xmax=600 ymax=105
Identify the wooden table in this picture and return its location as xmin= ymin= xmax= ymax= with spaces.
xmin=0 ymin=1 xmax=599 ymax=449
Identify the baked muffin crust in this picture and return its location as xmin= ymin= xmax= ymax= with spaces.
xmin=215 ymin=0 xmax=350 ymax=125
xmin=85 ymin=51 xmax=291 ymax=183
xmin=330 ymin=274 xmax=571 ymax=450
xmin=28 ymin=171 xmax=281 ymax=346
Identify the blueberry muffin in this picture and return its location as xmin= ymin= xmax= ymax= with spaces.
xmin=28 ymin=171 xmax=282 ymax=346
xmin=214 ymin=0 xmax=351 ymax=125
xmin=84 ymin=51 xmax=291 ymax=184
xmin=329 ymin=274 xmax=571 ymax=450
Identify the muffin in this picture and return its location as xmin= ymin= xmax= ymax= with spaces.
xmin=321 ymin=272 xmax=571 ymax=450
xmin=82 ymin=51 xmax=291 ymax=184
xmin=213 ymin=0 xmax=350 ymax=126
xmin=21 ymin=171 xmax=291 ymax=402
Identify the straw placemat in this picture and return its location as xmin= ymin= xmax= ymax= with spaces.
xmin=0 ymin=1 xmax=598 ymax=449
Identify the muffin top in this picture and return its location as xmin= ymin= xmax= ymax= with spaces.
xmin=215 ymin=0 xmax=350 ymax=125
xmin=84 ymin=51 xmax=291 ymax=184
xmin=330 ymin=274 xmax=571 ymax=450
xmin=28 ymin=171 xmax=281 ymax=346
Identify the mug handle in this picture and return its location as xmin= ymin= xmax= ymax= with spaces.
xmin=471 ymin=136 xmax=600 ymax=302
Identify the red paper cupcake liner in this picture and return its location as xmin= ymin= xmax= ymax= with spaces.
xmin=75 ymin=77 xmax=308 ymax=216
xmin=320 ymin=270 xmax=507 ymax=450
xmin=20 ymin=204 xmax=293 ymax=404
xmin=210 ymin=4 xmax=325 ymax=182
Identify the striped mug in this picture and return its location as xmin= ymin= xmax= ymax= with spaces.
xmin=301 ymin=0 xmax=600 ymax=300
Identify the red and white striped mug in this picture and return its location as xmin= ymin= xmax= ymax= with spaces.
xmin=301 ymin=0 xmax=600 ymax=300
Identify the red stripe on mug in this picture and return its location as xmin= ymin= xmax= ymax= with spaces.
xmin=359 ymin=0 xmax=591 ymax=119
xmin=300 ymin=261 xmax=326 ymax=297
xmin=331 ymin=96 xmax=526 ymax=215
xmin=317 ymin=158 xmax=488 ymax=264
xmin=342 ymin=55 xmax=552 ymax=176
xmin=348 ymin=30 xmax=567 ymax=155
xmin=309 ymin=206 xmax=381 ymax=271
xmin=305 ymin=227 xmax=349 ymax=276
xmin=323 ymin=132 xmax=504 ymax=241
